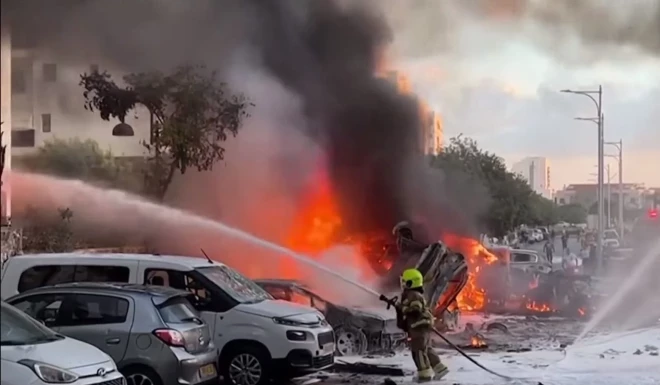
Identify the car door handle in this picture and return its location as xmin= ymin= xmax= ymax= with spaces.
xmin=105 ymin=338 xmax=121 ymax=345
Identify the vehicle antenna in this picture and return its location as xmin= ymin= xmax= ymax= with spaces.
xmin=200 ymin=248 xmax=214 ymax=264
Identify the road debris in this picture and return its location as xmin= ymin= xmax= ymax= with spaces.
xmin=333 ymin=360 xmax=406 ymax=376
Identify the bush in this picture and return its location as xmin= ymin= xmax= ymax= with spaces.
xmin=21 ymin=207 xmax=77 ymax=253
xmin=16 ymin=138 xmax=144 ymax=192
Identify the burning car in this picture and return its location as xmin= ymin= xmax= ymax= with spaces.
xmin=476 ymin=246 xmax=593 ymax=317
xmin=254 ymin=279 xmax=407 ymax=356
xmin=365 ymin=223 xmax=469 ymax=331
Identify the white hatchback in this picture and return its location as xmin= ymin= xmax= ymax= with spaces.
xmin=1 ymin=301 xmax=125 ymax=385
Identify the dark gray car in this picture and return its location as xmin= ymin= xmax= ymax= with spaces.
xmin=7 ymin=282 xmax=219 ymax=385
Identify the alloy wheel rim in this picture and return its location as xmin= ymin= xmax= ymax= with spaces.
xmin=229 ymin=353 xmax=262 ymax=385
xmin=126 ymin=373 xmax=155 ymax=385
xmin=336 ymin=329 xmax=364 ymax=356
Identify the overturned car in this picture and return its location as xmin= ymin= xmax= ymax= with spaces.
xmin=255 ymin=279 xmax=407 ymax=356
xmin=365 ymin=221 xmax=469 ymax=331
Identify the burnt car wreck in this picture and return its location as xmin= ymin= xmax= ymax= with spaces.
xmin=255 ymin=279 xmax=407 ymax=356
xmin=371 ymin=221 xmax=469 ymax=331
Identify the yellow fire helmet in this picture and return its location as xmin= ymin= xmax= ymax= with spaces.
xmin=401 ymin=268 xmax=424 ymax=289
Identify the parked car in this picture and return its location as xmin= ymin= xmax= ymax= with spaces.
xmin=1 ymin=253 xmax=335 ymax=385
xmin=255 ymin=279 xmax=406 ymax=356
xmin=537 ymin=227 xmax=549 ymax=240
xmin=603 ymin=229 xmax=621 ymax=248
xmin=1 ymin=300 xmax=125 ymax=385
xmin=510 ymin=249 xmax=552 ymax=275
xmin=530 ymin=229 xmax=544 ymax=243
xmin=6 ymin=283 xmax=218 ymax=385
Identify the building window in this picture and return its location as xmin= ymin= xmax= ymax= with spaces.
xmin=41 ymin=113 xmax=52 ymax=133
xmin=43 ymin=63 xmax=57 ymax=82
xmin=11 ymin=67 xmax=26 ymax=94
xmin=90 ymin=64 xmax=99 ymax=73
xmin=11 ymin=129 xmax=35 ymax=148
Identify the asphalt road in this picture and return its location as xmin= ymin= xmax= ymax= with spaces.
xmin=521 ymin=234 xmax=582 ymax=262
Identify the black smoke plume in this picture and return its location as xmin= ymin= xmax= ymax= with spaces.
xmin=243 ymin=0 xmax=424 ymax=235
xmin=2 ymin=0 xmax=485 ymax=240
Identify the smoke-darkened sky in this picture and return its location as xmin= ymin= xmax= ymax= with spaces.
xmin=380 ymin=0 xmax=660 ymax=187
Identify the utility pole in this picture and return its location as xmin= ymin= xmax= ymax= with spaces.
xmin=561 ymin=85 xmax=604 ymax=274
xmin=606 ymin=164 xmax=611 ymax=228
xmin=605 ymin=140 xmax=624 ymax=242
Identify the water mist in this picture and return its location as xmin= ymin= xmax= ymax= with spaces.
xmin=575 ymin=239 xmax=660 ymax=343
xmin=10 ymin=171 xmax=384 ymax=301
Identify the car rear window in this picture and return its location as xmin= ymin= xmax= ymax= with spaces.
xmin=156 ymin=296 xmax=200 ymax=323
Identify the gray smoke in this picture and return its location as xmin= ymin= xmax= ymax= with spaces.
xmin=2 ymin=0 xmax=490 ymax=240
xmin=383 ymin=0 xmax=660 ymax=62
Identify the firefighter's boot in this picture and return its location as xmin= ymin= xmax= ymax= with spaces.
xmin=415 ymin=368 xmax=435 ymax=383
xmin=432 ymin=362 xmax=449 ymax=380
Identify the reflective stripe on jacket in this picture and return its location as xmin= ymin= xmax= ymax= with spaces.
xmin=401 ymin=289 xmax=434 ymax=331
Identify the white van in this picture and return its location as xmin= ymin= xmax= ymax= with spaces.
xmin=1 ymin=253 xmax=335 ymax=385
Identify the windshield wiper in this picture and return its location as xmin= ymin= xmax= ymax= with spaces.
xmin=242 ymin=298 xmax=266 ymax=304
xmin=180 ymin=317 xmax=203 ymax=325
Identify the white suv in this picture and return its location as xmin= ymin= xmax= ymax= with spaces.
xmin=1 ymin=253 xmax=335 ymax=385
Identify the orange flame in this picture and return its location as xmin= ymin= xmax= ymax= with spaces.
xmin=471 ymin=334 xmax=487 ymax=347
xmin=444 ymin=234 xmax=499 ymax=311
xmin=526 ymin=301 xmax=553 ymax=313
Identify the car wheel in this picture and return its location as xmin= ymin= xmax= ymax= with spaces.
xmin=122 ymin=366 xmax=162 ymax=385
xmin=335 ymin=325 xmax=368 ymax=356
xmin=221 ymin=345 xmax=270 ymax=385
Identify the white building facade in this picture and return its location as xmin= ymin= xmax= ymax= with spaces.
xmin=512 ymin=156 xmax=551 ymax=199
xmin=1 ymin=24 xmax=11 ymax=224
xmin=10 ymin=48 xmax=150 ymax=157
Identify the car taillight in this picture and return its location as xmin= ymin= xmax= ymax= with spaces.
xmin=153 ymin=329 xmax=185 ymax=347
xmin=649 ymin=209 xmax=658 ymax=219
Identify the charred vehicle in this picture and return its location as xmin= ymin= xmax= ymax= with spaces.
xmin=367 ymin=221 xmax=469 ymax=331
xmin=480 ymin=246 xmax=593 ymax=317
xmin=255 ymin=279 xmax=407 ymax=356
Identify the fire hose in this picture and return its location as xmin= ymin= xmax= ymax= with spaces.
xmin=379 ymin=294 xmax=534 ymax=381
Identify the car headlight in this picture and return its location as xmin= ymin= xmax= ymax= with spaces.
xmin=273 ymin=317 xmax=304 ymax=327
xmin=19 ymin=359 xmax=79 ymax=384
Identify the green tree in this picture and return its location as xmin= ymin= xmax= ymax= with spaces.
xmin=16 ymin=138 xmax=144 ymax=192
xmin=19 ymin=138 xmax=121 ymax=180
xmin=0 ymin=123 xmax=6 ymax=189
xmin=80 ymin=65 xmax=252 ymax=199
xmin=431 ymin=136 xmax=553 ymax=236
xmin=558 ymin=203 xmax=588 ymax=224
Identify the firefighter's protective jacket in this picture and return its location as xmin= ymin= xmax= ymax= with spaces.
xmin=397 ymin=289 xmax=434 ymax=332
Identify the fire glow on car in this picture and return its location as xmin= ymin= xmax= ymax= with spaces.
xmin=275 ymin=162 xmax=571 ymax=319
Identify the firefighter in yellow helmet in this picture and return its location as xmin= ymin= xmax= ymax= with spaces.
xmin=398 ymin=268 xmax=449 ymax=382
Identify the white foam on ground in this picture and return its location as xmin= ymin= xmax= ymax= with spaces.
xmin=339 ymin=328 xmax=660 ymax=385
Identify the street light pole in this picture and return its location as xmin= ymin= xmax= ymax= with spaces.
xmin=606 ymin=164 xmax=611 ymax=227
xmin=561 ymin=85 xmax=604 ymax=274
xmin=605 ymin=140 xmax=624 ymax=242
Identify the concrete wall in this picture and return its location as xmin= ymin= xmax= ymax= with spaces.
xmin=10 ymin=49 xmax=149 ymax=157
xmin=1 ymin=25 xmax=11 ymax=222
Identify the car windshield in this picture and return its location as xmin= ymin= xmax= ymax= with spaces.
xmin=196 ymin=266 xmax=272 ymax=304
xmin=1 ymin=302 xmax=62 ymax=346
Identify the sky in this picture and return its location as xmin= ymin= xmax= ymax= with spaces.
xmin=385 ymin=0 xmax=660 ymax=189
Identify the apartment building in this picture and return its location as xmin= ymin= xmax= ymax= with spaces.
xmin=385 ymin=70 xmax=444 ymax=155
xmin=10 ymin=51 xmax=150 ymax=157
xmin=554 ymin=183 xmax=649 ymax=210
xmin=4 ymin=22 xmax=149 ymax=158
xmin=511 ymin=157 xmax=551 ymax=199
